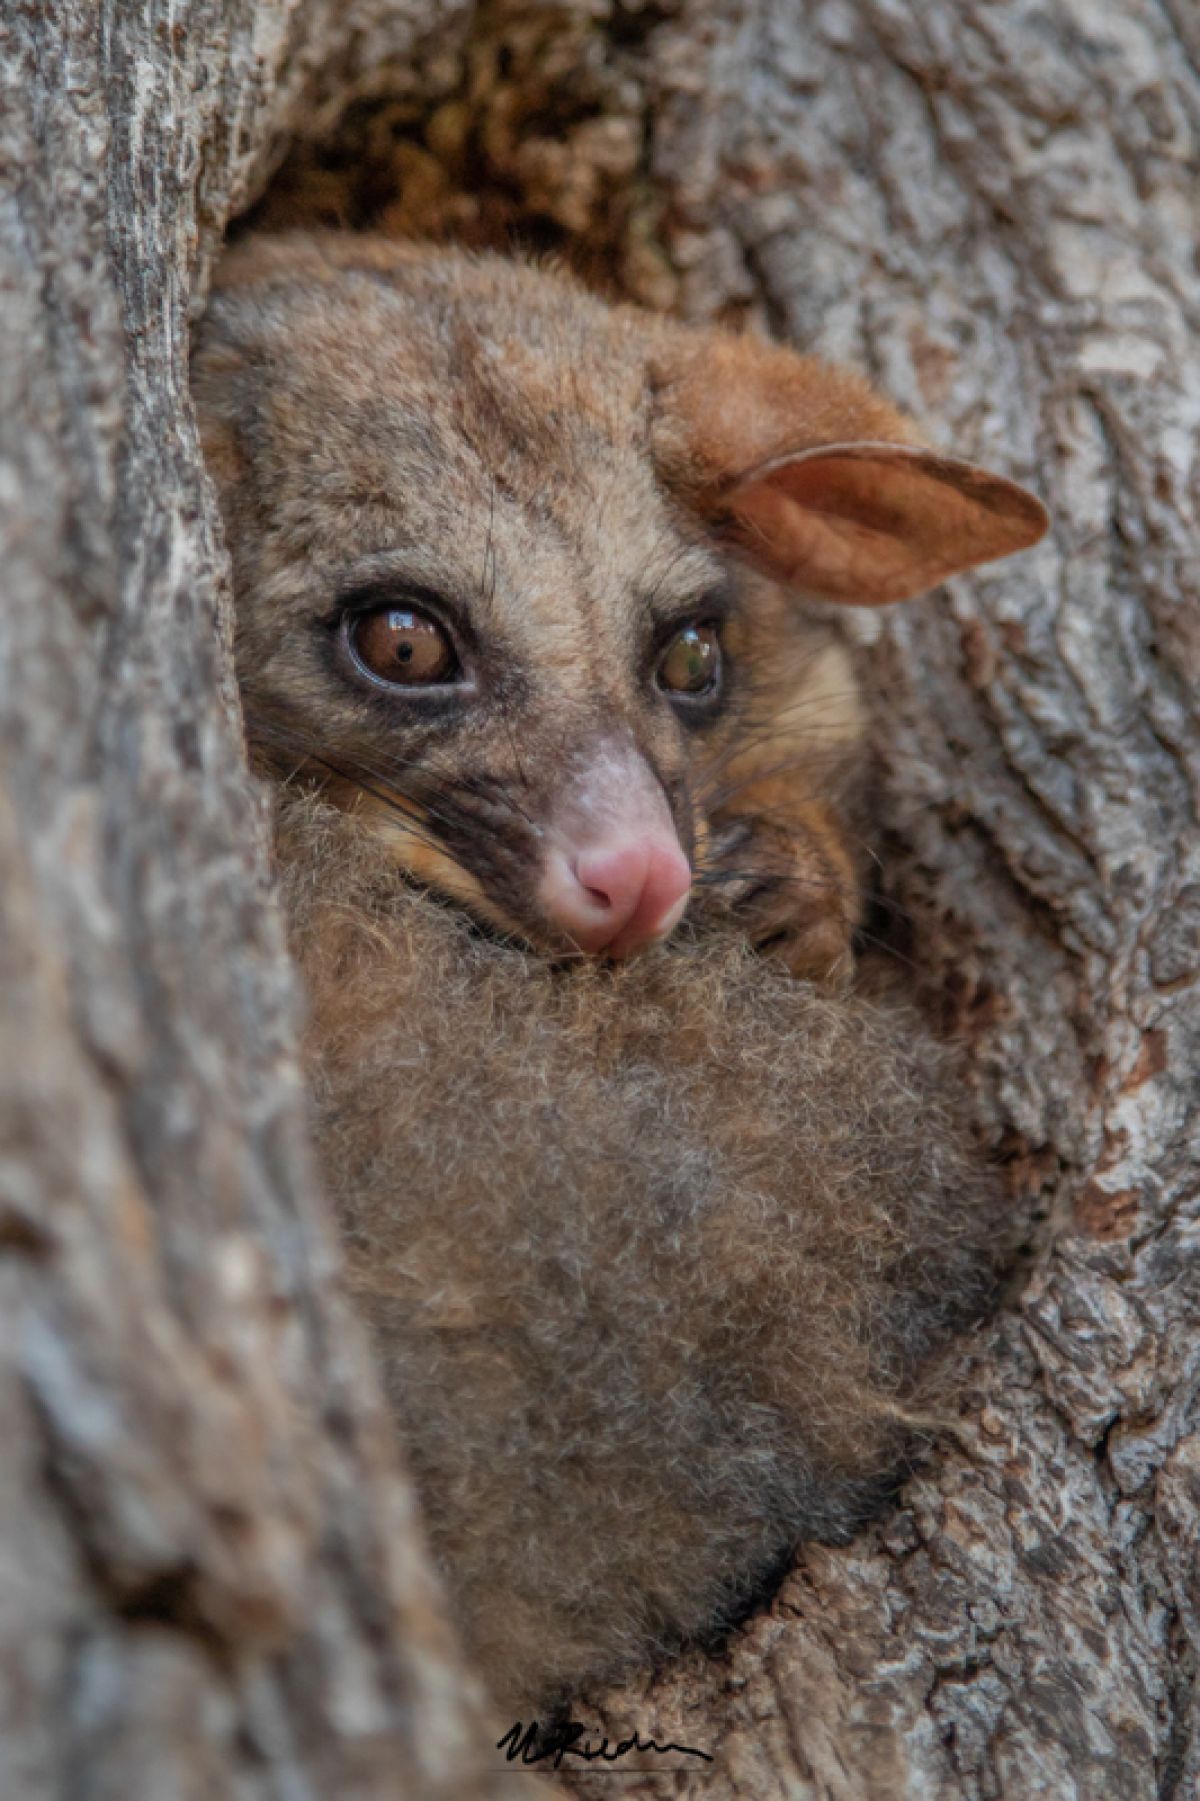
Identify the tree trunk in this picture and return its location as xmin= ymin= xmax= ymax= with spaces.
xmin=0 ymin=3 xmax=510 ymax=1797
xmin=3 ymin=2 xmax=1196 ymax=1798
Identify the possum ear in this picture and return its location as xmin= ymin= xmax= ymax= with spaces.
xmin=721 ymin=441 xmax=1049 ymax=605
xmin=651 ymin=335 xmax=1048 ymax=605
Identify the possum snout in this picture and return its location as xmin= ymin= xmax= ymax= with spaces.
xmin=540 ymin=836 xmax=691 ymax=956
xmin=537 ymin=742 xmax=691 ymax=956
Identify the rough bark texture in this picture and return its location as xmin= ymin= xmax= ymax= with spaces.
xmin=2 ymin=1 xmax=1196 ymax=1797
xmin=0 ymin=3 xmax=506 ymax=1797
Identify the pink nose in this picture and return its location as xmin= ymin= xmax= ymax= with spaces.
xmin=540 ymin=835 xmax=692 ymax=957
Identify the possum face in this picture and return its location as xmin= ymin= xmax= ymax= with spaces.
xmin=193 ymin=233 xmax=1046 ymax=960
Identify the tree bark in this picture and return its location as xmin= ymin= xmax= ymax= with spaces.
xmin=0 ymin=3 xmax=508 ymax=1797
xmin=3 ymin=1 xmax=1197 ymax=1797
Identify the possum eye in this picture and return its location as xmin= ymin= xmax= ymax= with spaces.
xmin=347 ymin=607 xmax=459 ymax=687
xmin=657 ymin=623 xmax=722 ymax=700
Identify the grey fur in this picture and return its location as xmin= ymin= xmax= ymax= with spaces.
xmin=279 ymin=795 xmax=1001 ymax=1709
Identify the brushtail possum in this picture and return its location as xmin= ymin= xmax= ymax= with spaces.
xmin=195 ymin=232 xmax=1046 ymax=980
xmin=192 ymin=233 xmax=1046 ymax=1707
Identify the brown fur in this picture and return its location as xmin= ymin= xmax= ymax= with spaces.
xmin=190 ymin=235 xmax=1038 ymax=1707
xmin=192 ymin=232 xmax=1044 ymax=981
xmin=277 ymin=792 xmax=1002 ymax=1709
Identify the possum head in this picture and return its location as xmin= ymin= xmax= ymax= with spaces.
xmin=193 ymin=233 xmax=1046 ymax=964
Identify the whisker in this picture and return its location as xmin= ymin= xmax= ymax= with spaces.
xmin=691 ymin=866 xmax=851 ymax=901
xmin=696 ymin=757 xmax=854 ymax=816
xmin=245 ymin=716 xmax=467 ymax=846
xmin=694 ymin=685 xmax=866 ymax=779
xmin=481 ymin=477 xmax=498 ymax=610
xmin=696 ymin=800 xmax=889 ymax=883
xmin=847 ymin=926 xmax=920 ymax=971
xmin=247 ymin=713 xmax=528 ymax=844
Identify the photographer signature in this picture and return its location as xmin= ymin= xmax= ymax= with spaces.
xmin=497 ymin=1717 xmax=713 ymax=1770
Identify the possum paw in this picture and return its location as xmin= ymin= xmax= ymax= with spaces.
xmin=698 ymin=815 xmax=858 ymax=984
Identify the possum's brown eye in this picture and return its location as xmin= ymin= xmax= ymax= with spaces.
xmin=657 ymin=623 xmax=721 ymax=698
xmin=348 ymin=607 xmax=458 ymax=686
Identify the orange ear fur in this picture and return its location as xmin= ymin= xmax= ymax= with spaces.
xmin=724 ymin=441 xmax=1049 ymax=605
xmin=651 ymin=331 xmax=1048 ymax=605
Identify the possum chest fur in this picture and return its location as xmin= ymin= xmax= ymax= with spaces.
xmin=279 ymin=795 xmax=999 ymax=1711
